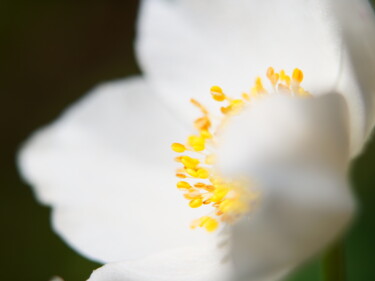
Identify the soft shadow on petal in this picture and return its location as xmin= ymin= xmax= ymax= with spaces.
xmin=137 ymin=0 xmax=343 ymax=122
xmin=333 ymin=0 xmax=375 ymax=156
xmin=219 ymin=94 xmax=351 ymax=175
xmin=218 ymin=94 xmax=356 ymax=280
xmin=18 ymin=77 xmax=215 ymax=263
xmin=88 ymin=247 xmax=231 ymax=281
xmin=230 ymin=169 xmax=354 ymax=281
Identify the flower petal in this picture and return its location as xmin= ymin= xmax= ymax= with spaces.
xmin=137 ymin=0 xmax=375 ymax=157
xmin=87 ymin=247 xmax=231 ymax=281
xmin=230 ymin=168 xmax=354 ymax=281
xmin=18 ymin=77 xmax=216 ymax=263
xmin=333 ymin=0 xmax=375 ymax=155
xmin=218 ymin=94 xmax=356 ymax=278
xmin=137 ymin=0 xmax=342 ymax=121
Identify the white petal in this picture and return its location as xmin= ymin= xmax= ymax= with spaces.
xmin=18 ymin=77 xmax=216 ymax=263
xmin=137 ymin=0 xmax=342 ymax=122
xmin=219 ymin=94 xmax=351 ymax=175
xmin=137 ymin=0 xmax=375 ymax=157
xmin=218 ymin=94 xmax=356 ymax=279
xmin=88 ymin=247 xmax=231 ymax=281
xmin=230 ymin=168 xmax=354 ymax=281
xmin=333 ymin=0 xmax=375 ymax=155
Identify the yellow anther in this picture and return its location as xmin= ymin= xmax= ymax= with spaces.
xmin=200 ymin=130 xmax=212 ymax=139
xmin=230 ymin=99 xmax=244 ymax=107
xmin=292 ymin=68 xmax=304 ymax=83
xmin=195 ymin=183 xmax=214 ymax=191
xmin=189 ymin=198 xmax=203 ymax=208
xmin=200 ymin=216 xmax=219 ymax=232
xmin=204 ymin=185 xmax=215 ymax=192
xmin=181 ymin=156 xmax=200 ymax=169
xmin=221 ymin=105 xmax=232 ymax=115
xmin=280 ymin=70 xmax=287 ymax=80
xmin=251 ymin=77 xmax=266 ymax=96
xmin=177 ymin=181 xmax=191 ymax=189
xmin=171 ymin=143 xmax=186 ymax=153
xmin=242 ymin=93 xmax=250 ymax=101
xmin=267 ymin=67 xmax=275 ymax=78
xmin=194 ymin=183 xmax=206 ymax=188
xmin=267 ymin=67 xmax=280 ymax=85
xmin=176 ymin=173 xmax=187 ymax=179
xmin=211 ymin=188 xmax=229 ymax=203
xmin=194 ymin=116 xmax=211 ymax=131
xmin=198 ymin=216 xmax=210 ymax=227
xmin=188 ymin=135 xmax=205 ymax=151
xmin=197 ymin=168 xmax=209 ymax=179
xmin=280 ymin=71 xmax=291 ymax=87
xmin=174 ymin=156 xmax=183 ymax=162
xmin=193 ymin=144 xmax=205 ymax=151
xmin=210 ymin=86 xmax=226 ymax=102
xmin=255 ymin=77 xmax=265 ymax=91
xmin=211 ymin=85 xmax=223 ymax=93
xmin=186 ymin=168 xmax=198 ymax=178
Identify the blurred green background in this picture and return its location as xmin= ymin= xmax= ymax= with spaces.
xmin=0 ymin=1 xmax=374 ymax=280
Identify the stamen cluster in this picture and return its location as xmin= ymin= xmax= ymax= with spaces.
xmin=171 ymin=67 xmax=309 ymax=232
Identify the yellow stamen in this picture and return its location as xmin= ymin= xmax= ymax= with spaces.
xmin=189 ymin=198 xmax=203 ymax=208
xmin=200 ymin=130 xmax=212 ymax=139
xmin=171 ymin=143 xmax=186 ymax=153
xmin=181 ymin=156 xmax=200 ymax=169
xmin=177 ymin=181 xmax=191 ymax=189
xmin=292 ymin=68 xmax=304 ymax=83
xmin=194 ymin=116 xmax=211 ymax=131
xmin=197 ymin=168 xmax=209 ymax=179
xmin=221 ymin=105 xmax=233 ymax=115
xmin=188 ymin=135 xmax=205 ymax=151
xmin=211 ymin=86 xmax=226 ymax=101
xmin=186 ymin=168 xmax=198 ymax=177
xmin=242 ymin=92 xmax=250 ymax=101
xmin=176 ymin=173 xmax=187 ymax=179
xmin=172 ymin=67 xmax=311 ymax=232
xmin=205 ymin=219 xmax=219 ymax=232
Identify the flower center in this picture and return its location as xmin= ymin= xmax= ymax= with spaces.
xmin=171 ymin=67 xmax=310 ymax=232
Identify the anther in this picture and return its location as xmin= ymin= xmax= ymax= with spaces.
xmin=189 ymin=198 xmax=203 ymax=208
xmin=177 ymin=181 xmax=191 ymax=189
xmin=181 ymin=156 xmax=200 ymax=169
xmin=292 ymin=68 xmax=304 ymax=83
xmin=171 ymin=143 xmax=186 ymax=153
xmin=210 ymin=86 xmax=226 ymax=102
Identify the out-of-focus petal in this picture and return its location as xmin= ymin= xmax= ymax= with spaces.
xmin=88 ymin=247 xmax=231 ymax=281
xmin=18 ymin=77 xmax=215 ymax=263
xmin=333 ymin=0 xmax=375 ymax=156
xmin=218 ymin=94 xmax=356 ymax=279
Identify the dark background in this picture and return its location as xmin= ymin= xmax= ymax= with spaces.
xmin=1 ymin=1 xmax=374 ymax=280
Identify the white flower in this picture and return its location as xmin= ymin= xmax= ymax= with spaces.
xmin=17 ymin=1 xmax=375 ymax=281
